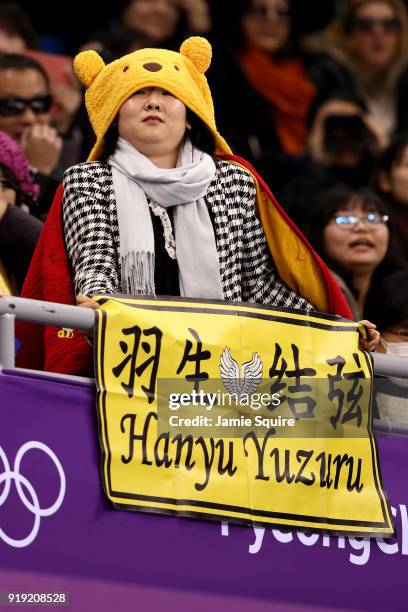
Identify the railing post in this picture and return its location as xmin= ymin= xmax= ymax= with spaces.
xmin=0 ymin=313 xmax=15 ymax=368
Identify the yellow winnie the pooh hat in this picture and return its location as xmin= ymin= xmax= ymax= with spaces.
xmin=74 ymin=36 xmax=232 ymax=161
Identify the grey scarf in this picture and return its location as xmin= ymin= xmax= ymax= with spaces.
xmin=108 ymin=137 xmax=223 ymax=299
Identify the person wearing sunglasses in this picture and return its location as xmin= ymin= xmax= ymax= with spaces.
xmin=311 ymin=0 xmax=408 ymax=145
xmin=305 ymin=184 xmax=403 ymax=321
xmin=0 ymin=53 xmax=63 ymax=217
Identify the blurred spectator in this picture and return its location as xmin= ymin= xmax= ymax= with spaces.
xmin=374 ymin=271 xmax=408 ymax=423
xmin=311 ymin=0 xmax=408 ymax=143
xmin=0 ymin=2 xmax=39 ymax=53
xmin=281 ymin=90 xmax=383 ymax=228
xmin=208 ymin=0 xmax=317 ymax=191
xmin=376 ymin=271 xmax=408 ymax=347
xmin=121 ymin=0 xmax=211 ymax=41
xmin=79 ymin=29 xmax=153 ymax=62
xmin=212 ymin=0 xmax=338 ymax=37
xmin=376 ymin=131 xmax=408 ymax=261
xmin=0 ymin=53 xmax=63 ymax=217
xmin=82 ymin=0 xmax=211 ymax=58
xmin=0 ymin=130 xmax=42 ymax=293
xmin=304 ymin=185 xmax=398 ymax=319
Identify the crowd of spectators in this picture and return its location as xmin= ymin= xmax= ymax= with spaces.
xmin=0 ymin=1 xmax=406 ymax=399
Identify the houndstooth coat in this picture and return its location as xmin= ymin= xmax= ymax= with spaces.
xmin=62 ymin=159 xmax=313 ymax=311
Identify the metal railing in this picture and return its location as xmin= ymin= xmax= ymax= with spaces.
xmin=1 ymin=295 xmax=407 ymax=435
xmin=0 ymin=295 xmax=94 ymax=368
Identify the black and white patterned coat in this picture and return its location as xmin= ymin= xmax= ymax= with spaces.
xmin=62 ymin=159 xmax=313 ymax=311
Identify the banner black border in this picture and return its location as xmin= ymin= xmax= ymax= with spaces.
xmin=95 ymin=298 xmax=394 ymax=536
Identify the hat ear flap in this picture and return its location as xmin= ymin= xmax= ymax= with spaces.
xmin=180 ymin=37 xmax=212 ymax=74
xmin=74 ymin=50 xmax=105 ymax=88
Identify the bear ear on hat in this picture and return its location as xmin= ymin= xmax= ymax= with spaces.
xmin=74 ymin=50 xmax=105 ymax=88
xmin=180 ymin=37 xmax=212 ymax=74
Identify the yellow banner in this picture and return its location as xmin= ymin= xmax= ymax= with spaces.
xmin=94 ymin=296 xmax=394 ymax=536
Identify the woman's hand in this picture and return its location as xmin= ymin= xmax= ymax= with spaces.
xmin=76 ymin=294 xmax=100 ymax=309
xmin=358 ymin=320 xmax=380 ymax=352
xmin=76 ymin=294 xmax=99 ymax=339
xmin=21 ymin=124 xmax=63 ymax=176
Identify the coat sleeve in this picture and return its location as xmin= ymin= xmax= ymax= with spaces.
xmin=62 ymin=163 xmax=121 ymax=296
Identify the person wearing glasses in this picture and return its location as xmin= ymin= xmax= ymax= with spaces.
xmin=311 ymin=0 xmax=408 ymax=144
xmin=0 ymin=53 xmax=62 ymax=217
xmin=304 ymin=185 xmax=402 ymax=320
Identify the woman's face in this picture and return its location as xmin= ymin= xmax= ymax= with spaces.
xmin=388 ymin=144 xmax=408 ymax=205
xmin=348 ymin=1 xmax=401 ymax=71
xmin=121 ymin=0 xmax=180 ymax=42
xmin=323 ymin=198 xmax=389 ymax=273
xmin=118 ymin=86 xmax=187 ymax=162
xmin=241 ymin=0 xmax=291 ymax=54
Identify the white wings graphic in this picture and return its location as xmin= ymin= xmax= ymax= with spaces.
xmin=220 ymin=348 xmax=263 ymax=396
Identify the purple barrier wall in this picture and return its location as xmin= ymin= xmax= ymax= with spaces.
xmin=0 ymin=369 xmax=406 ymax=610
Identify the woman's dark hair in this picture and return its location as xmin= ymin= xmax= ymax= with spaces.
xmin=186 ymin=109 xmax=216 ymax=156
xmin=100 ymin=123 xmax=119 ymax=161
xmin=100 ymin=108 xmax=215 ymax=161
xmin=374 ymin=271 xmax=408 ymax=331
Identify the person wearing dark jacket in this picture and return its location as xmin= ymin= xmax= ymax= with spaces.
xmin=280 ymin=90 xmax=384 ymax=230
xmin=207 ymin=0 xmax=317 ymax=192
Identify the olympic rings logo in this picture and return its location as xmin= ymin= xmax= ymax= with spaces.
xmin=0 ymin=442 xmax=66 ymax=548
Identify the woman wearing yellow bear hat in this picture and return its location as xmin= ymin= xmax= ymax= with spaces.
xmin=16 ymin=37 xmax=378 ymax=374
xmin=66 ymin=36 xmax=318 ymax=310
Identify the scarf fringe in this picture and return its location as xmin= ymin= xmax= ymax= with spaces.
xmin=121 ymin=251 xmax=155 ymax=296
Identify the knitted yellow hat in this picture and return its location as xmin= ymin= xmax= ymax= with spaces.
xmin=74 ymin=37 xmax=232 ymax=161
